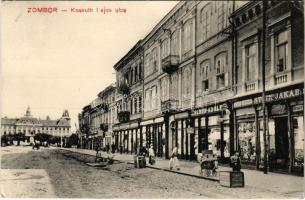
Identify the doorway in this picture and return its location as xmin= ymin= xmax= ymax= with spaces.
xmin=274 ymin=117 xmax=289 ymax=169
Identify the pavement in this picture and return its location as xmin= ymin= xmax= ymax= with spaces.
xmin=63 ymin=147 xmax=304 ymax=196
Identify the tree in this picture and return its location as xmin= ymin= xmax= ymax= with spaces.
xmin=68 ymin=134 xmax=79 ymax=146
xmin=13 ymin=132 xmax=26 ymax=146
xmin=34 ymin=133 xmax=52 ymax=146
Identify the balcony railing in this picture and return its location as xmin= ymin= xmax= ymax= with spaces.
xmin=275 ymin=73 xmax=288 ymax=85
xmin=161 ymin=55 xmax=179 ymax=74
xmin=118 ymin=111 xmax=130 ymax=123
xmin=161 ymin=99 xmax=179 ymax=114
xmin=245 ymin=81 xmax=256 ymax=92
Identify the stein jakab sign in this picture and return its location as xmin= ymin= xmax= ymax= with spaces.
xmin=253 ymin=88 xmax=303 ymax=104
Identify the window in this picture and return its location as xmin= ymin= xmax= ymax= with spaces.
xmin=215 ymin=53 xmax=227 ymax=89
xmin=145 ymin=53 xmax=150 ymax=76
xmin=200 ymin=61 xmax=210 ymax=92
xmin=245 ymin=44 xmax=257 ymax=81
xmin=138 ymin=95 xmax=142 ymax=112
xmin=275 ymin=30 xmax=288 ymax=73
xmin=201 ymin=5 xmax=211 ymax=41
xmin=161 ymin=38 xmax=170 ymax=59
xmin=182 ymin=68 xmax=191 ymax=99
xmin=183 ymin=21 xmax=192 ymax=53
xmin=145 ymin=89 xmax=150 ymax=111
xmin=151 ymin=48 xmax=158 ymax=72
xmin=151 ymin=86 xmax=157 ymax=110
xmin=161 ymin=78 xmax=169 ymax=101
xmin=171 ymin=30 xmax=179 ymax=55
xmin=134 ymin=96 xmax=138 ymax=113
xmin=217 ymin=1 xmax=225 ymax=31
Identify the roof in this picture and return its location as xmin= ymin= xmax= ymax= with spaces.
xmin=113 ymin=40 xmax=143 ymax=71
xmin=1 ymin=118 xmax=18 ymax=125
xmin=97 ymin=84 xmax=116 ymax=98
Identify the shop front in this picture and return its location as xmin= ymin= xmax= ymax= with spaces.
xmin=141 ymin=117 xmax=166 ymax=158
xmin=233 ymin=84 xmax=304 ymax=173
xmin=113 ymin=120 xmax=141 ymax=154
xmin=192 ymin=103 xmax=232 ymax=163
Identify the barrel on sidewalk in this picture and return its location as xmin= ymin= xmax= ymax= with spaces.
xmin=134 ymin=155 xmax=146 ymax=168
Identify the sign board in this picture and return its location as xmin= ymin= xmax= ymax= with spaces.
xmin=219 ymin=171 xmax=244 ymax=188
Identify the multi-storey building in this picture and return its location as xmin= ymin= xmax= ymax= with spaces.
xmin=230 ymin=1 xmax=304 ymax=173
xmin=79 ymin=1 xmax=304 ymax=173
xmin=113 ymin=40 xmax=144 ymax=154
xmin=1 ymin=107 xmax=71 ymax=138
xmin=79 ymin=84 xmax=117 ymax=149
xmin=97 ymin=84 xmax=117 ymax=146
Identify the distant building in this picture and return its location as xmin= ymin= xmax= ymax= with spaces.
xmin=1 ymin=107 xmax=71 ymax=137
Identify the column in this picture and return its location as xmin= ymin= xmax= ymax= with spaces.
xmin=198 ymin=117 xmax=202 ymax=153
xmin=181 ymin=120 xmax=184 ymax=159
xmin=255 ymin=107 xmax=260 ymax=169
xmin=287 ymin=103 xmax=294 ymax=173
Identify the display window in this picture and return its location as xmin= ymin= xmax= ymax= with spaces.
xmin=293 ymin=116 xmax=304 ymax=167
xmin=238 ymin=121 xmax=256 ymax=163
xmin=208 ymin=127 xmax=230 ymax=158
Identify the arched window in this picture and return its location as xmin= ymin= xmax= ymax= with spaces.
xmin=182 ymin=68 xmax=191 ymax=99
xmin=171 ymin=75 xmax=179 ymax=100
xmin=215 ymin=52 xmax=228 ymax=89
xmin=171 ymin=30 xmax=179 ymax=55
xmin=161 ymin=38 xmax=170 ymax=59
xmin=183 ymin=20 xmax=192 ymax=53
xmin=200 ymin=60 xmax=210 ymax=92
xmin=200 ymin=4 xmax=211 ymax=41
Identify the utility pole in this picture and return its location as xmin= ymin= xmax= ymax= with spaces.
xmin=262 ymin=0 xmax=268 ymax=174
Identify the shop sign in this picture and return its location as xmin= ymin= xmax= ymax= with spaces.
xmin=192 ymin=104 xmax=223 ymax=116
xmin=293 ymin=105 xmax=303 ymax=113
xmin=233 ymin=99 xmax=253 ymax=108
xmin=271 ymin=104 xmax=287 ymax=115
xmin=253 ymin=88 xmax=304 ymax=104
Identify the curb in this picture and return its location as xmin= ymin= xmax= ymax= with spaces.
xmin=62 ymin=149 xmax=219 ymax=182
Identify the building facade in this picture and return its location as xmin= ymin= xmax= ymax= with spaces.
xmin=79 ymin=1 xmax=304 ymax=173
xmin=1 ymin=107 xmax=71 ymax=138
xmin=231 ymin=1 xmax=304 ymax=173
xmin=113 ymin=40 xmax=144 ymax=154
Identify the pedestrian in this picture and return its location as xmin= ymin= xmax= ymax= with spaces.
xmin=230 ymin=152 xmax=241 ymax=172
xmin=106 ymin=143 xmax=110 ymax=153
xmin=148 ymin=144 xmax=155 ymax=165
xmin=111 ymin=142 xmax=116 ymax=154
xmin=169 ymin=146 xmax=180 ymax=170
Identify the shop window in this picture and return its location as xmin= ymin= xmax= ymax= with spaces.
xmin=275 ymin=30 xmax=288 ymax=73
xmin=238 ymin=122 xmax=256 ymax=163
xmin=293 ymin=116 xmax=304 ymax=167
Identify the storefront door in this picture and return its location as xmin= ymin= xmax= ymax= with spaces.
xmin=274 ymin=117 xmax=289 ymax=169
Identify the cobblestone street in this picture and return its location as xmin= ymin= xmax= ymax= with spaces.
xmin=1 ymin=146 xmax=303 ymax=198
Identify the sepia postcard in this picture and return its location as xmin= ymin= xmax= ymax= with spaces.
xmin=1 ymin=0 xmax=304 ymax=199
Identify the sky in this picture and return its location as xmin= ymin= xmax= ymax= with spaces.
xmin=1 ymin=1 xmax=178 ymax=132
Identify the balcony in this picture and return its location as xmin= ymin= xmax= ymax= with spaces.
xmin=161 ymin=99 xmax=179 ymax=114
xmin=161 ymin=55 xmax=179 ymax=74
xmin=275 ymin=73 xmax=288 ymax=85
xmin=100 ymin=123 xmax=109 ymax=132
xmin=118 ymin=111 xmax=130 ymax=123
xmin=118 ymin=82 xmax=130 ymax=95
xmin=245 ymin=81 xmax=256 ymax=92
xmin=98 ymin=103 xmax=109 ymax=112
